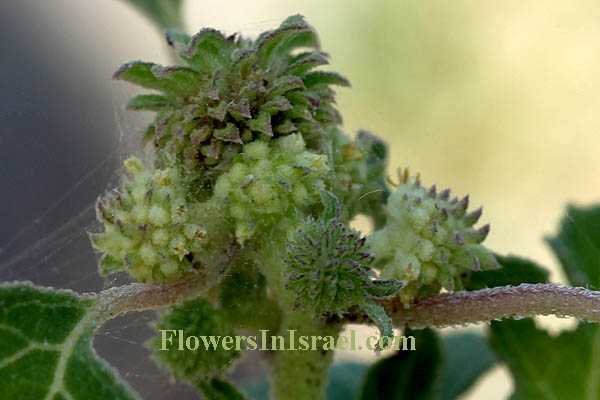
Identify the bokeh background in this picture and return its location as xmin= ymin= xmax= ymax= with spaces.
xmin=2 ymin=1 xmax=600 ymax=398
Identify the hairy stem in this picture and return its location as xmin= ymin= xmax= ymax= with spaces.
xmin=251 ymin=236 xmax=339 ymax=400
xmin=91 ymin=281 xmax=600 ymax=331
xmin=346 ymin=283 xmax=600 ymax=328
xmin=90 ymin=245 xmax=238 ymax=322
xmin=90 ymin=274 xmax=210 ymax=322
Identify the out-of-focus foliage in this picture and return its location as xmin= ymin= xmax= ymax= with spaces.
xmin=121 ymin=0 xmax=184 ymax=30
xmin=489 ymin=205 xmax=600 ymax=399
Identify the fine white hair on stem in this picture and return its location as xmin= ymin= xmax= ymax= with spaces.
xmin=88 ymin=278 xmax=600 ymax=331
xmin=347 ymin=283 xmax=600 ymax=329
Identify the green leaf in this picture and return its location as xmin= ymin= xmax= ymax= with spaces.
xmin=364 ymin=279 xmax=404 ymax=298
xmin=547 ymin=204 xmax=600 ymax=288
xmin=247 ymin=112 xmax=272 ymax=136
xmin=99 ymin=254 xmax=124 ymax=275
xmin=182 ymin=28 xmax=227 ymax=72
xmin=319 ymin=190 xmax=341 ymax=221
xmin=208 ymin=101 xmax=229 ymax=121
xmin=127 ymin=94 xmax=174 ymax=110
xmin=269 ymin=75 xmax=305 ymax=97
xmin=360 ymin=299 xmax=394 ymax=350
xmin=326 ymin=363 xmax=368 ymax=400
xmin=120 ymin=0 xmax=184 ymax=31
xmin=487 ymin=204 xmax=600 ymax=399
xmin=359 ymin=329 xmax=444 ymax=400
xmin=166 ymin=29 xmax=191 ymax=48
xmin=256 ymin=15 xmax=312 ymax=64
xmin=143 ymin=124 xmax=156 ymax=144
xmin=260 ymin=96 xmax=293 ymax=114
xmin=0 ymin=283 xmax=137 ymax=400
xmin=214 ymin=123 xmax=242 ymax=144
xmin=302 ymin=71 xmax=351 ymax=88
xmin=465 ymin=254 xmax=549 ymax=290
xmin=197 ymin=377 xmax=249 ymax=400
xmin=490 ymin=320 xmax=600 ymax=400
xmin=439 ymin=332 xmax=496 ymax=400
xmin=148 ymin=65 xmax=201 ymax=97
xmin=113 ymin=61 xmax=188 ymax=95
xmin=286 ymin=51 xmax=329 ymax=76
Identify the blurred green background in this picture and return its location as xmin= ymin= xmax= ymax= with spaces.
xmin=2 ymin=0 xmax=600 ymax=398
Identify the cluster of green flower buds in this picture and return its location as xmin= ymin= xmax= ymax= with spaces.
xmin=328 ymin=128 xmax=390 ymax=227
xmin=91 ymin=157 xmax=208 ymax=283
xmin=214 ymin=134 xmax=329 ymax=244
xmin=368 ymin=169 xmax=499 ymax=305
xmin=113 ymin=14 xmax=349 ymax=179
xmin=285 ymin=216 xmax=404 ymax=345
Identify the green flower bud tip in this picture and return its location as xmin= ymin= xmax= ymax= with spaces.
xmin=213 ymin=134 xmax=329 ymax=244
xmin=285 ymin=217 xmax=404 ymax=347
xmin=91 ymin=157 xmax=209 ymax=284
xmin=114 ymin=14 xmax=349 ymax=178
xmin=368 ymin=168 xmax=500 ymax=306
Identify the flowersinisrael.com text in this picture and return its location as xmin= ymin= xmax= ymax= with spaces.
xmin=158 ymin=329 xmax=416 ymax=352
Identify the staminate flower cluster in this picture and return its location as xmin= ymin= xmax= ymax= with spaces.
xmin=368 ymin=169 xmax=499 ymax=305
xmin=92 ymin=157 xmax=208 ymax=283
xmin=213 ymin=134 xmax=329 ymax=244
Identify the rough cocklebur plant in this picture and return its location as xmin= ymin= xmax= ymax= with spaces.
xmin=4 ymin=5 xmax=600 ymax=400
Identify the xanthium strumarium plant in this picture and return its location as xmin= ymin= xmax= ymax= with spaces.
xmin=4 ymin=10 xmax=600 ymax=400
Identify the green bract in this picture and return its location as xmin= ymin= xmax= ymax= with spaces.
xmin=92 ymin=157 xmax=209 ymax=283
xmin=285 ymin=217 xmax=401 ymax=316
xmin=285 ymin=217 xmax=404 ymax=346
xmin=114 ymin=14 xmax=349 ymax=179
xmin=368 ymin=170 xmax=499 ymax=305
xmin=213 ymin=134 xmax=329 ymax=244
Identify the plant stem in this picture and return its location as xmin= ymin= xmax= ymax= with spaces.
xmin=270 ymin=312 xmax=341 ymax=400
xmin=346 ymin=283 xmax=600 ymax=328
xmin=92 ymin=273 xmax=211 ymax=322
xmin=253 ymin=235 xmax=340 ymax=400
xmin=90 ymin=245 xmax=238 ymax=321
xmin=91 ymin=280 xmax=600 ymax=331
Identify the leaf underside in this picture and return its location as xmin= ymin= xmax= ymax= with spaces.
xmin=0 ymin=283 xmax=138 ymax=400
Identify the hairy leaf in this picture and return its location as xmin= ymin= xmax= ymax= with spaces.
xmin=127 ymin=94 xmax=174 ymax=110
xmin=302 ymin=71 xmax=351 ymax=88
xmin=113 ymin=62 xmax=180 ymax=94
xmin=0 ymin=283 xmax=137 ymax=400
xmin=182 ymin=28 xmax=226 ymax=72
xmin=319 ymin=190 xmax=341 ymax=221
xmin=361 ymin=299 xmax=394 ymax=350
